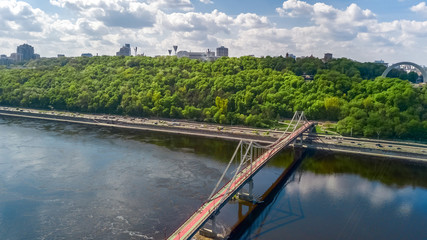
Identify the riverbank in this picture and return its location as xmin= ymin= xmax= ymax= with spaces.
xmin=0 ymin=106 xmax=277 ymax=143
xmin=0 ymin=106 xmax=426 ymax=163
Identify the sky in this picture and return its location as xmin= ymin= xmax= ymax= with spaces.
xmin=2 ymin=0 xmax=427 ymax=65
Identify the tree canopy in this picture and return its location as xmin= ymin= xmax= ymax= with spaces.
xmin=0 ymin=55 xmax=426 ymax=140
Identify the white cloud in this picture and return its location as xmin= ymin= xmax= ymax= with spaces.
xmin=269 ymin=0 xmax=427 ymax=64
xmin=272 ymin=1 xmax=378 ymax=52
xmin=146 ymin=0 xmax=193 ymax=12
xmin=161 ymin=10 xmax=233 ymax=34
xmin=50 ymin=0 xmax=193 ymax=11
xmin=0 ymin=0 xmax=51 ymax=32
xmin=235 ymin=13 xmax=271 ymax=28
xmin=410 ymin=2 xmax=427 ymax=14
xmin=276 ymin=0 xmax=375 ymax=26
xmin=1 ymin=0 xmax=427 ymax=66
xmin=276 ymin=0 xmax=312 ymax=17
xmin=51 ymin=0 xmax=159 ymax=29
xmin=200 ymin=0 xmax=213 ymax=4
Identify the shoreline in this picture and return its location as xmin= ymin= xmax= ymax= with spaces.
xmin=0 ymin=106 xmax=426 ymax=163
xmin=0 ymin=107 xmax=276 ymax=143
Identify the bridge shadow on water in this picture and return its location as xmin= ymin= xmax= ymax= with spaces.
xmin=227 ymin=148 xmax=309 ymax=240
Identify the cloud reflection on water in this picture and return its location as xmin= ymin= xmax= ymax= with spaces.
xmin=284 ymin=172 xmax=420 ymax=217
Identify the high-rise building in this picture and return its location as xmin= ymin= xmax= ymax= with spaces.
xmin=17 ymin=44 xmax=35 ymax=61
xmin=116 ymin=44 xmax=131 ymax=56
xmin=323 ymin=53 xmax=333 ymax=62
xmin=216 ymin=46 xmax=228 ymax=57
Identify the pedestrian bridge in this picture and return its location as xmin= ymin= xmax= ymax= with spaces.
xmin=168 ymin=112 xmax=315 ymax=240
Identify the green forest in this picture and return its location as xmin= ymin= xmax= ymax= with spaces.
xmin=0 ymin=55 xmax=426 ymax=140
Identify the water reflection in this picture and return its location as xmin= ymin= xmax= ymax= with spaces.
xmin=247 ymin=192 xmax=304 ymax=239
xmin=241 ymin=151 xmax=427 ymax=240
xmin=1 ymin=116 xmax=426 ymax=240
xmin=233 ymin=169 xmax=305 ymax=240
xmin=301 ymin=152 xmax=427 ymax=188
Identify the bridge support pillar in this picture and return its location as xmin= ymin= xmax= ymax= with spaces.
xmin=248 ymin=179 xmax=253 ymax=200
xmin=293 ymin=134 xmax=304 ymax=147
xmin=200 ymin=215 xmax=218 ymax=239
xmin=211 ymin=215 xmax=216 ymax=236
xmin=238 ymin=178 xmax=254 ymax=202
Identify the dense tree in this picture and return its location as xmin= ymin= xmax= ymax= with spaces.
xmin=407 ymin=71 xmax=419 ymax=83
xmin=0 ymin=55 xmax=425 ymax=141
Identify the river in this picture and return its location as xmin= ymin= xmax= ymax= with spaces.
xmin=0 ymin=117 xmax=426 ymax=239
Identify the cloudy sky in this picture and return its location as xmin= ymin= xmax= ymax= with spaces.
xmin=2 ymin=0 xmax=427 ymax=65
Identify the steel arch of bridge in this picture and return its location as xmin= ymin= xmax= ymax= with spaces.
xmin=381 ymin=61 xmax=426 ymax=83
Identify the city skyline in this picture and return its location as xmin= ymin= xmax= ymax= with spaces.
xmin=1 ymin=0 xmax=427 ymax=65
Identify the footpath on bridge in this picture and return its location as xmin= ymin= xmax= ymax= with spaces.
xmin=168 ymin=121 xmax=314 ymax=240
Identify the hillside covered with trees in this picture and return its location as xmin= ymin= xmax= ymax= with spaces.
xmin=0 ymin=55 xmax=426 ymax=140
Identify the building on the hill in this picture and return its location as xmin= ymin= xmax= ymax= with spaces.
xmin=10 ymin=53 xmax=21 ymax=62
xmin=285 ymin=52 xmax=296 ymax=59
xmin=323 ymin=53 xmax=333 ymax=62
xmin=374 ymin=60 xmax=388 ymax=67
xmin=1 ymin=44 xmax=38 ymax=64
xmin=177 ymin=49 xmax=216 ymax=61
xmin=116 ymin=44 xmax=131 ymax=56
xmin=17 ymin=44 xmax=36 ymax=62
xmin=0 ymin=54 xmax=13 ymax=65
xmin=216 ymin=46 xmax=228 ymax=57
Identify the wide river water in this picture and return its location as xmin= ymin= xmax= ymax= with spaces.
xmin=0 ymin=117 xmax=426 ymax=240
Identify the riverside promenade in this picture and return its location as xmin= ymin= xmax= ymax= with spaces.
xmin=0 ymin=106 xmax=426 ymax=163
